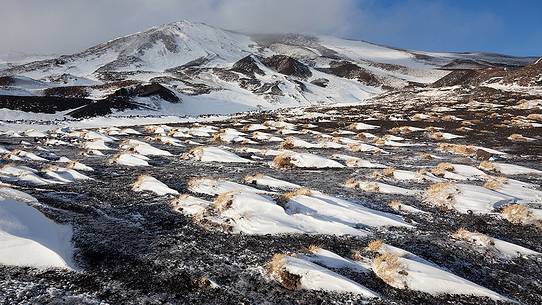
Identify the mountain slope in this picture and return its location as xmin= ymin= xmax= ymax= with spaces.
xmin=0 ymin=20 xmax=538 ymax=118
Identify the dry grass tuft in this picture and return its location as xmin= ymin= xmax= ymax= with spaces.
xmin=373 ymin=253 xmax=406 ymax=288
xmin=181 ymin=147 xmax=204 ymax=160
xmin=388 ymin=200 xmax=402 ymax=211
xmin=483 ymin=177 xmax=507 ymax=190
xmin=388 ymin=126 xmax=412 ymax=135
xmin=344 ymin=177 xmax=360 ymax=188
xmin=192 ymin=276 xmax=213 ymax=289
xmin=307 ymin=244 xmax=321 ymax=254
xmin=212 ymin=131 xmax=225 ymax=144
xmin=383 ymin=167 xmax=396 ymax=177
xmin=370 ymin=170 xmax=384 ymax=180
xmin=344 ymin=159 xmax=360 ymax=168
xmin=347 ymin=123 xmax=359 ymax=131
xmin=358 ymin=181 xmax=380 ymax=192
xmin=347 ymin=143 xmax=363 ymax=152
xmin=187 ymin=177 xmax=216 ymax=190
xmin=418 ymin=153 xmax=434 ymax=160
xmin=243 ymin=173 xmax=265 ymax=184
xmin=65 ymin=160 xmax=79 ymax=169
xmin=501 ymin=204 xmax=532 ymax=225
xmin=272 ymin=153 xmax=294 ymax=169
xmin=267 ymin=254 xmax=301 ymax=290
xmin=438 ymin=143 xmax=477 ymax=157
xmin=479 ymin=160 xmax=497 ymax=172
xmin=355 ymin=133 xmax=367 ymax=140
xmin=429 ymin=132 xmax=445 ymax=141
xmin=279 ymin=188 xmax=313 ymax=203
xmin=527 ymin=113 xmax=542 ymax=122
xmin=452 ymin=228 xmax=494 ymax=247
xmin=373 ymin=138 xmax=386 ymax=146
xmin=431 ymin=162 xmax=455 ymax=177
xmin=424 ymin=182 xmax=456 ymax=210
xmin=367 ymin=240 xmax=384 ymax=252
xmin=508 ymin=134 xmax=530 ymax=142
xmin=280 ymin=137 xmax=296 ymax=149
xmin=213 ymin=191 xmax=236 ymax=212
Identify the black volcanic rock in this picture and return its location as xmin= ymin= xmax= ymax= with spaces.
xmin=113 ymin=83 xmax=180 ymax=103
xmin=310 ymin=78 xmax=329 ymax=87
xmin=320 ymin=61 xmax=380 ymax=86
xmin=0 ymin=76 xmax=15 ymax=86
xmin=0 ymin=95 xmax=92 ymax=114
xmin=43 ymin=86 xmax=90 ymax=98
xmin=231 ymin=55 xmax=265 ymax=77
xmin=261 ymin=55 xmax=312 ymax=79
xmin=432 ymin=70 xmax=480 ymax=87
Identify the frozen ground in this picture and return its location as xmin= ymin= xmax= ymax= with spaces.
xmin=0 ymin=85 xmax=541 ymax=304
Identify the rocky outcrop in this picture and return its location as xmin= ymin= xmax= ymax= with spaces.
xmin=261 ymin=55 xmax=312 ymax=79
xmin=231 ymin=55 xmax=265 ymax=77
xmin=113 ymin=83 xmax=180 ymax=103
xmin=320 ymin=61 xmax=380 ymax=86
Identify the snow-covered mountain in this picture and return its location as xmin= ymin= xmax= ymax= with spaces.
xmin=0 ymin=20 xmax=538 ymax=118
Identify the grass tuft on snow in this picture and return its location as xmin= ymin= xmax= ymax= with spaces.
xmin=373 ymin=252 xmax=406 ymax=288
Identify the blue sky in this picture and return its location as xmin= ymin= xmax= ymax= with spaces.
xmin=0 ymin=0 xmax=540 ymax=56
xmin=348 ymin=0 xmax=542 ymax=56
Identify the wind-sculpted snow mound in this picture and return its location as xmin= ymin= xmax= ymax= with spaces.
xmin=0 ymin=188 xmax=74 ymax=269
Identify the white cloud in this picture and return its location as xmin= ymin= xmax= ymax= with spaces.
xmin=0 ymin=0 xmax=360 ymax=55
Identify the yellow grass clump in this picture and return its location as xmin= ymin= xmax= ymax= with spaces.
xmin=280 ymin=137 xmax=298 ymax=149
xmin=388 ymin=200 xmax=402 ymax=211
xmin=388 ymin=126 xmax=412 ymax=135
xmin=431 ymin=162 xmax=455 ymax=177
xmin=346 ymin=123 xmax=359 ymax=131
xmin=213 ymin=191 xmax=236 ymax=212
xmin=192 ymin=276 xmax=214 ymax=289
xmin=483 ymin=177 xmax=507 ymax=190
xmin=344 ymin=178 xmax=360 ymax=189
xmin=527 ymin=113 xmax=542 ymax=122
xmin=424 ymin=182 xmax=456 ymax=210
xmin=181 ymin=147 xmax=204 ymax=160
xmin=479 ymin=160 xmax=497 ymax=172
xmin=355 ymin=133 xmax=367 ymax=140
xmin=373 ymin=138 xmax=386 ymax=146
xmin=367 ymin=240 xmax=384 ymax=252
xmin=243 ymin=173 xmax=265 ymax=184
xmin=372 ymin=253 xmax=406 ymax=288
xmin=370 ymin=170 xmax=384 ymax=180
xmin=418 ymin=153 xmax=434 ymax=160
xmin=272 ymin=153 xmax=294 ymax=169
xmin=211 ymin=132 xmax=225 ymax=144
xmin=383 ymin=167 xmax=396 ymax=177
xmin=501 ymin=204 xmax=532 ymax=225
xmin=307 ymin=244 xmax=321 ymax=254
xmin=279 ymin=188 xmax=313 ymax=203
xmin=438 ymin=143 xmax=477 ymax=157
xmin=508 ymin=134 xmax=530 ymax=142
xmin=267 ymin=254 xmax=301 ymax=290
xmin=429 ymin=132 xmax=445 ymax=141
xmin=452 ymin=228 xmax=494 ymax=247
